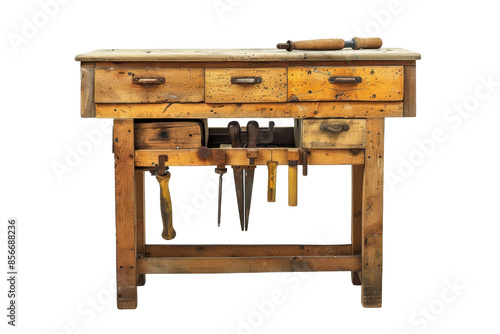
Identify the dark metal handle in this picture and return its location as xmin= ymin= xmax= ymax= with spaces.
xmin=328 ymin=76 xmax=362 ymax=84
xmin=231 ymin=77 xmax=262 ymax=84
xmin=133 ymin=77 xmax=165 ymax=84
xmin=319 ymin=123 xmax=350 ymax=133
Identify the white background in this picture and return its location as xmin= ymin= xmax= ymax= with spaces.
xmin=1 ymin=0 xmax=499 ymax=333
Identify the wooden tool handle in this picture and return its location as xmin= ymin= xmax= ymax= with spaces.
xmin=247 ymin=121 xmax=259 ymax=148
xmin=291 ymin=39 xmax=345 ymax=51
xmin=228 ymin=121 xmax=241 ymax=148
xmin=352 ymin=37 xmax=383 ymax=50
xmin=156 ymin=172 xmax=176 ymax=240
xmin=288 ymin=165 xmax=297 ymax=206
xmin=267 ymin=161 xmax=278 ymax=202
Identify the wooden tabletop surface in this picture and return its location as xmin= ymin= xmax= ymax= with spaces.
xmin=75 ymin=48 xmax=421 ymax=62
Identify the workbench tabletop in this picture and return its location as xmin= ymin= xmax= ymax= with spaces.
xmin=75 ymin=48 xmax=421 ymax=62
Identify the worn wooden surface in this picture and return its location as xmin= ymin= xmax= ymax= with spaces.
xmin=113 ymin=119 xmax=137 ymax=309
xmin=95 ymin=68 xmax=204 ymax=103
xmin=138 ymin=255 xmax=361 ymax=274
xmin=76 ymin=48 xmax=421 ymax=62
xmin=96 ymin=101 xmax=403 ymax=119
xmin=403 ymin=65 xmax=417 ymax=117
xmin=94 ymin=60 xmax=416 ymax=69
xmin=351 ymin=165 xmax=364 ymax=285
xmin=301 ymin=119 xmax=366 ymax=149
xmin=288 ymin=66 xmax=404 ymax=102
xmin=134 ymin=122 xmax=202 ymax=149
xmin=361 ymin=118 xmax=384 ymax=307
xmin=135 ymin=171 xmax=146 ymax=286
xmin=80 ymin=63 xmax=95 ymax=117
xmin=146 ymin=244 xmax=353 ymax=257
xmin=134 ymin=148 xmax=364 ymax=167
xmin=205 ymin=68 xmax=287 ymax=103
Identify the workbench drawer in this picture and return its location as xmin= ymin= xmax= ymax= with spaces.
xmin=288 ymin=66 xmax=404 ymax=102
xmin=95 ymin=68 xmax=204 ymax=103
xmin=134 ymin=120 xmax=206 ymax=149
xmin=205 ymin=68 xmax=287 ymax=103
xmin=298 ymin=119 xmax=366 ymax=149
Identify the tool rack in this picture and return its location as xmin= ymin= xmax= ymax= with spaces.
xmin=76 ymin=48 xmax=420 ymax=308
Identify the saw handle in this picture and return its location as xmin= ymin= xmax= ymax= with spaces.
xmin=156 ymin=172 xmax=176 ymax=240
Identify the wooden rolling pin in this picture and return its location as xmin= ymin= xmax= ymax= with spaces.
xmin=277 ymin=37 xmax=382 ymax=51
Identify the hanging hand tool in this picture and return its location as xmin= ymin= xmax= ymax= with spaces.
xmin=267 ymin=150 xmax=278 ymax=202
xmin=228 ymin=121 xmax=245 ymax=231
xmin=155 ymin=155 xmax=176 ymax=240
xmin=244 ymin=121 xmax=259 ymax=231
xmin=287 ymin=149 xmax=299 ymax=207
xmin=277 ymin=37 xmax=382 ymax=51
xmin=215 ymin=151 xmax=227 ymax=227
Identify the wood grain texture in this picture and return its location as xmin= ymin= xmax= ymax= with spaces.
xmin=96 ymin=101 xmax=403 ymax=119
xmin=75 ymin=48 xmax=421 ymax=62
xmin=134 ymin=122 xmax=202 ymax=149
xmin=145 ymin=244 xmax=353 ymax=257
xmin=113 ymin=119 xmax=137 ymax=309
xmin=93 ymin=60 xmax=416 ymax=68
xmin=135 ymin=171 xmax=146 ymax=286
xmin=267 ymin=161 xmax=277 ymax=202
xmin=80 ymin=64 xmax=95 ymax=117
xmin=205 ymin=68 xmax=287 ymax=103
xmin=156 ymin=172 xmax=176 ymax=240
xmin=138 ymin=255 xmax=362 ymax=274
xmin=403 ymin=65 xmax=417 ymax=117
xmin=288 ymin=165 xmax=298 ymax=206
xmin=301 ymin=119 xmax=366 ymax=149
xmin=361 ymin=118 xmax=384 ymax=307
xmin=95 ymin=68 xmax=204 ymax=103
xmin=351 ymin=165 xmax=364 ymax=285
xmin=134 ymin=148 xmax=364 ymax=167
xmin=288 ymin=66 xmax=404 ymax=102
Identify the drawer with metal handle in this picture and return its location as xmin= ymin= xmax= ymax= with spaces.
xmin=297 ymin=118 xmax=366 ymax=149
xmin=288 ymin=66 xmax=404 ymax=102
xmin=205 ymin=67 xmax=287 ymax=103
xmin=94 ymin=68 xmax=204 ymax=103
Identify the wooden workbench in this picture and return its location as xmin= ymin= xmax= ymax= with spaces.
xmin=76 ymin=47 xmax=420 ymax=308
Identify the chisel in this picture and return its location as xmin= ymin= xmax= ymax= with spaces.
xmin=228 ymin=121 xmax=245 ymax=231
xmin=287 ymin=149 xmax=299 ymax=207
xmin=267 ymin=151 xmax=278 ymax=202
xmin=277 ymin=37 xmax=382 ymax=51
xmin=215 ymin=151 xmax=227 ymax=227
xmin=244 ymin=121 xmax=259 ymax=231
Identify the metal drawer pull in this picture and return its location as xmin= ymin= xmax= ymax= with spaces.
xmin=320 ymin=123 xmax=350 ymax=133
xmin=231 ymin=76 xmax=263 ymax=84
xmin=328 ymin=76 xmax=362 ymax=84
xmin=133 ymin=77 xmax=165 ymax=84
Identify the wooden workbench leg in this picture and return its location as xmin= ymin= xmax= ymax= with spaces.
xmin=351 ymin=164 xmax=363 ymax=285
xmin=114 ymin=119 xmax=138 ymax=309
xmin=361 ymin=118 xmax=384 ymax=308
xmin=135 ymin=171 xmax=146 ymax=286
